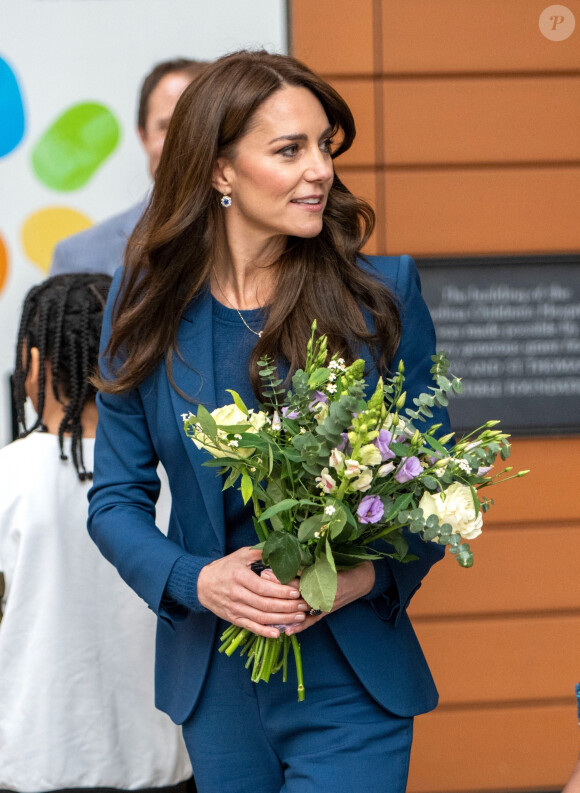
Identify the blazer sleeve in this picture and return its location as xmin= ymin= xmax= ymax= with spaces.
xmin=87 ymin=271 xmax=213 ymax=624
xmin=366 ymin=254 xmax=452 ymax=624
xmin=49 ymin=239 xmax=72 ymax=276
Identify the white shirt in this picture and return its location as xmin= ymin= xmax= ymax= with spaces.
xmin=0 ymin=432 xmax=192 ymax=792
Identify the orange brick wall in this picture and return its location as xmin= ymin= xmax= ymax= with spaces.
xmin=291 ymin=2 xmax=580 ymax=790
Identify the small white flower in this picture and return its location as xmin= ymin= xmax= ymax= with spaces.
xmin=228 ymin=439 xmax=239 ymax=448
xmin=324 ymin=504 xmax=336 ymax=516
xmin=328 ymin=373 xmax=337 ymax=382
xmin=329 ymin=360 xmax=339 ymax=370
xmin=234 ymin=434 xmax=242 ymax=440
xmin=326 ymin=383 xmax=337 ymax=394
xmin=454 ymin=458 xmax=471 ymax=474
xmin=181 ymin=412 xmax=190 ymax=421
xmin=337 ymin=357 xmax=345 ymax=366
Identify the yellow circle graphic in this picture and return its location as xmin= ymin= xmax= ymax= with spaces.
xmin=21 ymin=207 xmax=92 ymax=273
xmin=539 ymin=5 xmax=576 ymax=40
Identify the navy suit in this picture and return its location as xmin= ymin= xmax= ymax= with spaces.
xmin=49 ymin=201 xmax=146 ymax=277
xmin=88 ymin=254 xmax=451 ymax=790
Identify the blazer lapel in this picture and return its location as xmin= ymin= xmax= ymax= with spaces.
xmin=168 ymin=289 xmax=225 ymax=551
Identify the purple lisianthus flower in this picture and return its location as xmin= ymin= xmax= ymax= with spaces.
xmin=308 ymin=390 xmax=328 ymax=412
xmin=357 ymin=494 xmax=385 ymax=524
xmin=394 ymin=456 xmax=423 ymax=483
xmin=281 ymin=406 xmax=300 ymax=419
xmin=336 ymin=432 xmax=350 ymax=453
xmin=373 ymin=429 xmax=396 ymax=461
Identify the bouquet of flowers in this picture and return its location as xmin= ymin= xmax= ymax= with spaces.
xmin=183 ymin=323 xmax=527 ymax=700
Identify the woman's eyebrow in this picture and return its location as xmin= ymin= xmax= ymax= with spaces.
xmin=268 ymin=126 xmax=334 ymax=145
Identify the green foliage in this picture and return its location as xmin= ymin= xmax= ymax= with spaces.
xmin=184 ymin=324 xmax=528 ymax=698
xmin=262 ymin=531 xmax=302 ymax=584
xmin=299 ymin=540 xmax=337 ymax=612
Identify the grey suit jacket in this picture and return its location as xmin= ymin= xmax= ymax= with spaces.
xmin=50 ymin=200 xmax=146 ymax=277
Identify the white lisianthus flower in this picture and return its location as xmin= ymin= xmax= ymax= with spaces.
xmin=350 ymin=472 xmax=373 ymax=492
xmin=377 ymin=461 xmax=395 ymax=477
xmin=419 ymin=482 xmax=483 ymax=541
xmin=381 ymin=414 xmax=409 ymax=437
xmin=329 ymin=448 xmax=346 ymax=472
xmin=344 ymin=459 xmax=366 ymax=479
xmin=359 ymin=443 xmax=382 ymax=466
xmin=314 ymin=403 xmax=329 ymax=424
xmin=315 ymin=467 xmax=337 ymax=494
xmin=192 ymin=403 xmax=268 ymax=458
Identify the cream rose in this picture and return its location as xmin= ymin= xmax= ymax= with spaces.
xmin=192 ymin=404 xmax=268 ymax=458
xmin=418 ymin=482 xmax=483 ymax=541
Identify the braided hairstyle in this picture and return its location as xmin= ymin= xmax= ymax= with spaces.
xmin=13 ymin=273 xmax=112 ymax=481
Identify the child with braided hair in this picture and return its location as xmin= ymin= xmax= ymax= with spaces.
xmin=0 ymin=274 xmax=193 ymax=793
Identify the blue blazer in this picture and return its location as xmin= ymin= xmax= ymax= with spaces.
xmin=49 ymin=201 xmax=146 ymax=277
xmin=88 ymin=254 xmax=451 ymax=725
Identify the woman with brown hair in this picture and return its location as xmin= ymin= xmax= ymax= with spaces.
xmin=88 ymin=49 xmax=450 ymax=793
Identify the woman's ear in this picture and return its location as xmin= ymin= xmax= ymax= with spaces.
xmin=212 ymin=157 xmax=233 ymax=194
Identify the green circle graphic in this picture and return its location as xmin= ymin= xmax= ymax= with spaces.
xmin=31 ymin=102 xmax=120 ymax=191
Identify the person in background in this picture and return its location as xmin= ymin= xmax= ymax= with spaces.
xmin=88 ymin=50 xmax=452 ymax=793
xmin=0 ymin=273 xmax=193 ymax=793
xmin=50 ymin=58 xmax=207 ymax=277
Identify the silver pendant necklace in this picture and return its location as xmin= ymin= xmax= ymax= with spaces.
xmin=213 ymin=274 xmax=263 ymax=338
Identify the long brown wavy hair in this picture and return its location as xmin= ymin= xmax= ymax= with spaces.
xmin=100 ymin=50 xmax=402 ymax=397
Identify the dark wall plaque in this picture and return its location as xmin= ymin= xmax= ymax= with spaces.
xmin=417 ymin=255 xmax=580 ymax=436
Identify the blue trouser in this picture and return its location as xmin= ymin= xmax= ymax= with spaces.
xmin=182 ymin=620 xmax=413 ymax=793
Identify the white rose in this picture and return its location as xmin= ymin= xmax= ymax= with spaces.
xmin=418 ymin=482 xmax=483 ymax=541
xmin=192 ymin=404 xmax=268 ymax=458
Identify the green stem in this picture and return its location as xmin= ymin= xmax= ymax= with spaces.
xmin=290 ymin=635 xmax=305 ymax=702
xmin=282 ymin=635 xmax=290 ymax=682
xmin=224 ymin=627 xmax=250 ymax=657
xmin=361 ymin=522 xmax=406 ymax=545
